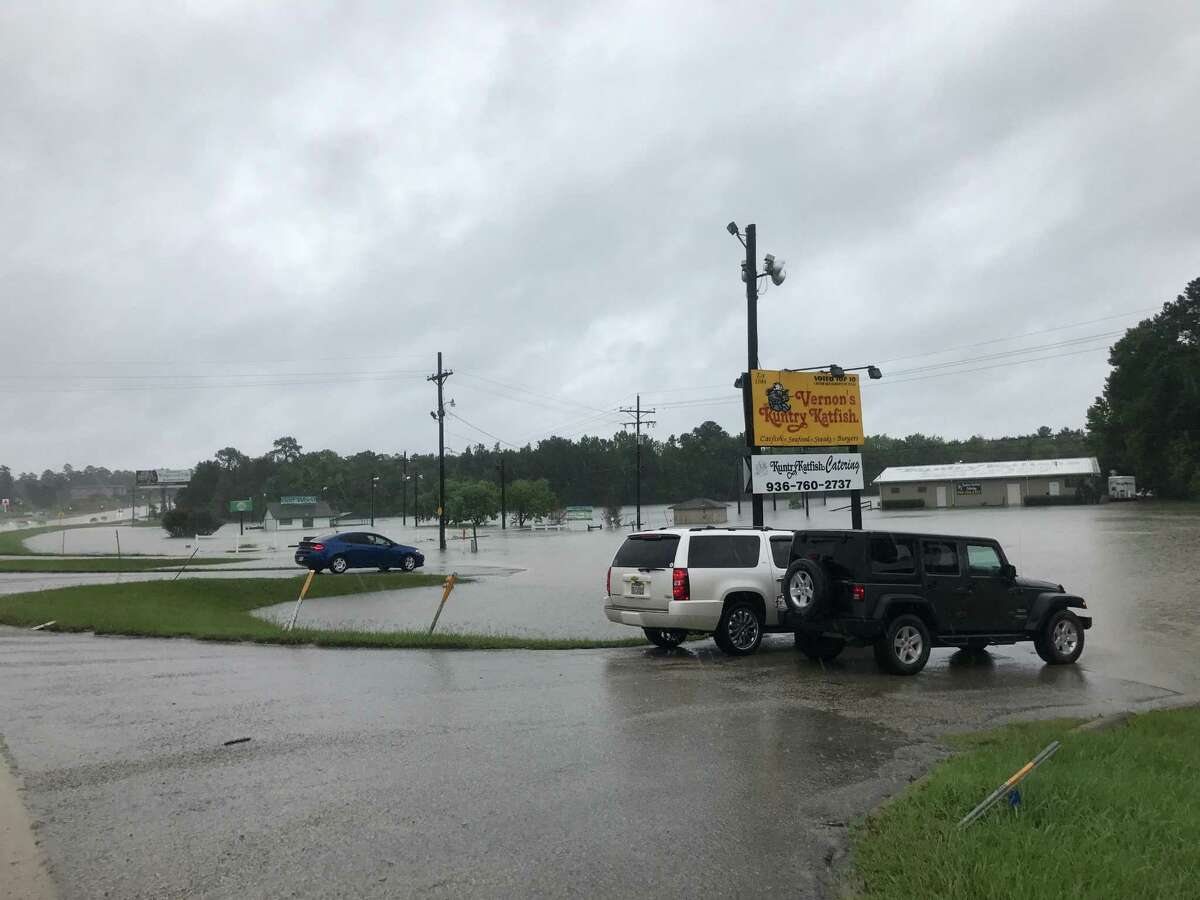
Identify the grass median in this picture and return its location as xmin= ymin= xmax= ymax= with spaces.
xmin=0 ymin=573 xmax=649 ymax=650
xmin=0 ymin=557 xmax=244 ymax=573
xmin=851 ymin=707 xmax=1200 ymax=899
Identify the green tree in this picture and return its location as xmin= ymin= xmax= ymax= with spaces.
xmin=271 ymin=435 xmax=303 ymax=463
xmin=446 ymin=480 xmax=500 ymax=541
xmin=506 ymin=478 xmax=557 ymax=526
xmin=1087 ymin=277 xmax=1200 ymax=497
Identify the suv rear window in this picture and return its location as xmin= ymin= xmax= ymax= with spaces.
xmin=869 ymin=537 xmax=916 ymax=575
xmin=687 ymin=535 xmax=761 ymax=568
xmin=613 ymin=535 xmax=680 ymax=568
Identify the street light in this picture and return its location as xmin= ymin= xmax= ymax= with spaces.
xmin=369 ymin=473 xmax=380 ymax=527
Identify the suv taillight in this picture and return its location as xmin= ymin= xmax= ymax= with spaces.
xmin=672 ymin=568 xmax=690 ymax=601
xmin=606 ymin=567 xmax=611 ymax=596
xmin=851 ymin=584 xmax=865 ymax=601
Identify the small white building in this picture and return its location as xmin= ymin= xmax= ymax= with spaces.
xmin=1108 ymin=475 xmax=1137 ymax=500
xmin=670 ymin=498 xmax=729 ymax=526
xmin=262 ymin=501 xmax=334 ymax=532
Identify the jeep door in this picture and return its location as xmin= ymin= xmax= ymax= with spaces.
xmin=920 ymin=538 xmax=973 ymax=633
xmin=963 ymin=541 xmax=1019 ymax=631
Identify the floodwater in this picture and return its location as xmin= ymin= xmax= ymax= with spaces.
xmin=13 ymin=500 xmax=1200 ymax=691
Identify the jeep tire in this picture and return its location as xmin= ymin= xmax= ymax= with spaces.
xmin=782 ymin=559 xmax=829 ymax=621
xmin=795 ymin=633 xmax=846 ymax=662
xmin=1035 ymin=609 xmax=1085 ymax=665
xmin=644 ymin=628 xmax=688 ymax=649
xmin=874 ymin=614 xmax=932 ymax=676
xmin=713 ymin=600 xmax=763 ymax=656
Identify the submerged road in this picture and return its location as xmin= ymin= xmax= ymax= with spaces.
xmin=0 ymin=628 xmax=1186 ymax=899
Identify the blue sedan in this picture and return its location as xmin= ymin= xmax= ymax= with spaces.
xmin=294 ymin=532 xmax=425 ymax=575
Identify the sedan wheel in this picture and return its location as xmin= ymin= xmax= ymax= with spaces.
xmin=402 ymin=555 xmax=417 ymax=571
xmin=329 ymin=555 xmax=348 ymax=575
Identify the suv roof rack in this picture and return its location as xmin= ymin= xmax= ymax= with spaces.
xmin=687 ymin=525 xmax=779 ymax=532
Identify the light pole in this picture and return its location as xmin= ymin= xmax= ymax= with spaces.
xmin=401 ymin=452 xmax=408 ymax=526
xmin=369 ymin=473 xmax=380 ymax=527
xmin=728 ymin=221 xmax=786 ymax=528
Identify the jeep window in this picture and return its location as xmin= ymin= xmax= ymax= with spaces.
xmin=769 ymin=537 xmax=791 ymax=568
xmin=966 ymin=543 xmax=1002 ymax=575
xmin=687 ymin=535 xmax=761 ymax=568
xmin=793 ymin=534 xmax=859 ymax=577
xmin=613 ymin=535 xmax=679 ymax=568
xmin=869 ymin=537 xmax=916 ymax=575
xmin=922 ymin=540 xmax=960 ymax=576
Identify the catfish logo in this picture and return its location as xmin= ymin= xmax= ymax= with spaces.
xmin=765 ymin=382 xmax=791 ymax=413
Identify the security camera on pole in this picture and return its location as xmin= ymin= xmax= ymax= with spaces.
xmin=727 ymin=221 xmax=786 ymax=529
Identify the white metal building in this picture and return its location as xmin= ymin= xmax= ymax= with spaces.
xmin=262 ymin=501 xmax=335 ymax=532
xmin=875 ymin=458 xmax=1102 ymax=509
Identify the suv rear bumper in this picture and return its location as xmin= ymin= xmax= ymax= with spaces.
xmin=605 ymin=599 xmax=724 ymax=632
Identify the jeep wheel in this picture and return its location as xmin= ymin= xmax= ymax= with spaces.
xmin=782 ymin=559 xmax=829 ymax=620
xmin=1035 ymin=609 xmax=1084 ymax=665
xmin=713 ymin=601 xmax=763 ymax=656
xmin=874 ymin=614 xmax=931 ymax=675
xmin=795 ymin=633 xmax=846 ymax=662
xmin=644 ymin=628 xmax=687 ymax=649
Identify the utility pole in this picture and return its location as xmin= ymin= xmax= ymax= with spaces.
xmin=496 ymin=454 xmax=507 ymax=530
xmin=428 ymin=352 xmax=453 ymax=551
xmin=619 ymin=394 xmax=656 ymax=530
xmin=742 ymin=223 xmax=764 ymax=528
xmin=401 ymin=452 xmax=408 ymax=526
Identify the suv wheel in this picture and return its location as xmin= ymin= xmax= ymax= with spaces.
xmin=1035 ymin=609 xmax=1085 ymax=665
xmin=795 ymin=633 xmax=846 ymax=662
xmin=713 ymin=601 xmax=763 ymax=656
xmin=874 ymin=614 xmax=931 ymax=675
xmin=644 ymin=628 xmax=687 ymax=649
xmin=782 ymin=559 xmax=829 ymax=620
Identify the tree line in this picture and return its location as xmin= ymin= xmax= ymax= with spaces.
xmin=5 ymin=276 xmax=1196 ymax=520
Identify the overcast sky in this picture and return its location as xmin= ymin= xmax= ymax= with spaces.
xmin=2 ymin=1 xmax=1198 ymax=473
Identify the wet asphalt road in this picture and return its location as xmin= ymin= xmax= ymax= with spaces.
xmin=0 ymin=627 xmax=1185 ymax=900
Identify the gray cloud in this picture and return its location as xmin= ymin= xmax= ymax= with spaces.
xmin=2 ymin=1 xmax=1198 ymax=472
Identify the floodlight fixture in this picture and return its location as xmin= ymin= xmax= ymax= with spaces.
xmin=829 ymin=364 xmax=845 ymax=379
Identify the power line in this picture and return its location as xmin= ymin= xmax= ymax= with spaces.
xmin=446 ymin=411 xmax=521 ymax=449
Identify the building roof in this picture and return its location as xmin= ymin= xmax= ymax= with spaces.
xmin=874 ymin=457 xmax=1100 ymax=485
xmin=265 ymin=501 xmax=333 ymax=519
xmin=669 ymin=497 xmax=729 ymax=510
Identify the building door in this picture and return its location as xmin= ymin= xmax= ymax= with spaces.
xmin=1006 ymin=483 xmax=1021 ymax=506
xmin=935 ymin=486 xmax=948 ymax=508
xmin=1049 ymin=481 xmax=1060 ymax=497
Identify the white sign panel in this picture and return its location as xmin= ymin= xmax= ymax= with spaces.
xmin=751 ymin=453 xmax=864 ymax=494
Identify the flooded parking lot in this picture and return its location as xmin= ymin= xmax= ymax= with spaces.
xmin=8 ymin=501 xmax=1200 ymax=691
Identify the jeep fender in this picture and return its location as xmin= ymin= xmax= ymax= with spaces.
xmin=1025 ymin=593 xmax=1089 ymax=631
xmin=875 ymin=594 xmax=942 ymax=631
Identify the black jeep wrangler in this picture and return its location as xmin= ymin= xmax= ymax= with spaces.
xmin=779 ymin=530 xmax=1091 ymax=675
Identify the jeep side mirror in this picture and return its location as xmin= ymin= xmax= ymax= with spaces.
xmin=1000 ymin=563 xmax=1016 ymax=579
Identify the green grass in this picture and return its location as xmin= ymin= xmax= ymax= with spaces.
xmin=851 ymin=708 xmax=1200 ymax=899
xmin=0 ymin=557 xmax=246 ymax=573
xmin=0 ymin=574 xmax=648 ymax=650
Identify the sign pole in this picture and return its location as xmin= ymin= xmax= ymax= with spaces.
xmin=850 ymin=445 xmax=863 ymax=530
xmin=742 ymin=224 xmax=764 ymax=528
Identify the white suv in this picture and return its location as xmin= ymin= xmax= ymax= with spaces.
xmin=604 ymin=527 xmax=795 ymax=655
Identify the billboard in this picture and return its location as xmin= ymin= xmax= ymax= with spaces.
xmin=136 ymin=468 xmax=193 ymax=486
xmin=280 ymin=495 xmax=318 ymax=505
xmin=564 ymin=506 xmax=593 ymax=521
xmin=749 ymin=370 xmax=864 ymax=447
xmin=229 ymin=499 xmax=254 ymax=513
xmin=750 ymin=453 xmax=864 ymax=494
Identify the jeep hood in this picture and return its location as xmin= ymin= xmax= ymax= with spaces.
xmin=1015 ymin=575 xmax=1063 ymax=592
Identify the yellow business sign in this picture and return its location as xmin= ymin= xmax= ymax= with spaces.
xmin=750 ymin=369 xmax=864 ymax=447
